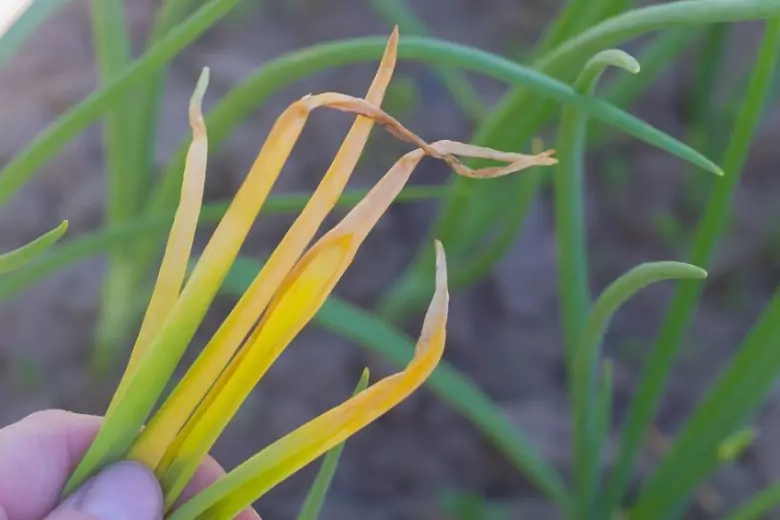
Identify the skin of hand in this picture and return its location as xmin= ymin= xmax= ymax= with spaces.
xmin=0 ymin=410 xmax=260 ymax=520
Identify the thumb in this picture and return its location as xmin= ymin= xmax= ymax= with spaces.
xmin=47 ymin=462 xmax=162 ymax=520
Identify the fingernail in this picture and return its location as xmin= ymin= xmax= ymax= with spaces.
xmin=65 ymin=462 xmax=162 ymax=520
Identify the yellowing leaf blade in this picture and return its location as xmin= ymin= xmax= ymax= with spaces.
xmin=112 ymin=67 xmax=210 ymax=410
xmin=156 ymin=148 xmax=429 ymax=507
xmin=154 ymin=129 xmax=553 ymax=507
xmin=168 ymin=242 xmax=449 ymax=520
xmin=127 ymin=31 xmax=398 ymax=469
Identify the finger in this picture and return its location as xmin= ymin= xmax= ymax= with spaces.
xmin=0 ymin=410 xmax=102 ymax=520
xmin=45 ymin=461 xmax=161 ymax=520
xmin=0 ymin=410 xmax=259 ymax=520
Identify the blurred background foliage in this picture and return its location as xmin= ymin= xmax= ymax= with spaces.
xmin=2 ymin=0 xmax=780 ymax=519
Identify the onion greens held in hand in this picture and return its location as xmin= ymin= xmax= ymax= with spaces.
xmin=62 ymin=28 xmax=557 ymax=519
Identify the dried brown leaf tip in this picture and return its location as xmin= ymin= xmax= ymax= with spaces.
xmin=302 ymin=91 xmax=557 ymax=177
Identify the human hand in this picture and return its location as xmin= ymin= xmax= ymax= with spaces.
xmin=0 ymin=410 xmax=260 ymax=520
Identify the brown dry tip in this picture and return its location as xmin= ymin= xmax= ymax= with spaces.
xmin=299 ymin=92 xmax=557 ymax=179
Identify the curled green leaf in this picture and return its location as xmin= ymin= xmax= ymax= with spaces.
xmin=572 ymin=261 xmax=706 ymax=515
xmin=578 ymin=261 xmax=706 ymax=375
xmin=537 ymin=0 xmax=780 ymax=80
xmin=557 ymin=50 xmax=642 ymax=515
xmin=556 ymin=48 xmax=642 ymax=369
xmin=574 ymin=49 xmax=641 ymax=94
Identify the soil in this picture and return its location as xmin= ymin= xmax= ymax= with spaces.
xmin=1 ymin=1 xmax=779 ymax=519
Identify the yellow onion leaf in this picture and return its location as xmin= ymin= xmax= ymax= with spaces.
xmin=167 ymin=241 xmax=449 ymax=520
xmin=127 ymin=29 xmax=398 ymax=469
xmin=109 ymin=67 xmax=210 ymax=412
xmin=67 ymin=48 xmax=404 ymax=494
xmin=156 ymin=146 xmax=432 ymax=507
xmin=65 ymin=28 xmax=557 ymax=498
xmin=157 ymin=133 xmax=554 ymax=507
